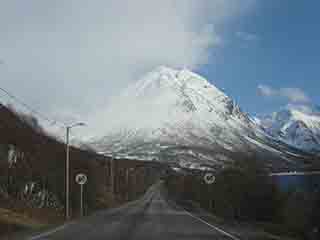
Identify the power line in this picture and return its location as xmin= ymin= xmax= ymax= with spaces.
xmin=0 ymin=86 xmax=66 ymax=127
xmin=0 ymin=86 xmax=89 ymax=148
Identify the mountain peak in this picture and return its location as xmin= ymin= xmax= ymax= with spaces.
xmin=147 ymin=66 xmax=209 ymax=85
xmin=128 ymin=66 xmax=221 ymax=100
xmin=154 ymin=65 xmax=179 ymax=74
xmin=154 ymin=65 xmax=192 ymax=74
xmin=91 ymin=66 xmax=310 ymax=169
xmin=259 ymin=104 xmax=320 ymax=152
xmin=96 ymin=66 xmax=252 ymax=139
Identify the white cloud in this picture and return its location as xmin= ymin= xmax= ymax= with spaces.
xmin=258 ymin=85 xmax=310 ymax=103
xmin=281 ymin=88 xmax=310 ymax=103
xmin=0 ymin=0 xmax=256 ymax=138
xmin=286 ymin=104 xmax=314 ymax=115
xmin=257 ymin=85 xmax=276 ymax=97
xmin=236 ymin=31 xmax=259 ymax=41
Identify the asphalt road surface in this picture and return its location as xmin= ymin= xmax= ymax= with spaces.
xmin=27 ymin=182 xmax=240 ymax=240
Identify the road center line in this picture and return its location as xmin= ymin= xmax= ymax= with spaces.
xmin=182 ymin=209 xmax=241 ymax=240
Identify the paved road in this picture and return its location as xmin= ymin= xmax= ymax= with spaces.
xmin=27 ymin=182 xmax=239 ymax=240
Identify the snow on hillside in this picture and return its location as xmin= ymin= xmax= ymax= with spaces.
xmin=100 ymin=66 xmax=250 ymax=132
xmin=258 ymin=105 xmax=320 ymax=152
xmin=90 ymin=67 xmax=311 ymax=169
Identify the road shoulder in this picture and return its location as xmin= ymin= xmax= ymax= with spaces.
xmin=168 ymin=198 xmax=296 ymax=240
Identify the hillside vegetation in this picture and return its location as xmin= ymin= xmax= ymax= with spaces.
xmin=0 ymin=103 xmax=160 ymax=236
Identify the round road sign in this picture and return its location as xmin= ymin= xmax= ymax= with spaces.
xmin=75 ymin=173 xmax=87 ymax=185
xmin=204 ymin=173 xmax=216 ymax=185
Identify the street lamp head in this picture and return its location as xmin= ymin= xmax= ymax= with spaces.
xmin=69 ymin=122 xmax=86 ymax=129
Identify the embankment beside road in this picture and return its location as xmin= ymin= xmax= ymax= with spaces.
xmin=165 ymin=162 xmax=320 ymax=240
xmin=0 ymin=103 xmax=161 ymax=237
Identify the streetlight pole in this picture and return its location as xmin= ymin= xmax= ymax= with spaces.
xmin=65 ymin=126 xmax=70 ymax=220
xmin=65 ymin=122 xmax=85 ymax=220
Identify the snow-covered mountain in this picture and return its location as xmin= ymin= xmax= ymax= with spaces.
xmin=258 ymin=105 xmax=320 ymax=152
xmin=91 ymin=67 xmax=312 ymax=170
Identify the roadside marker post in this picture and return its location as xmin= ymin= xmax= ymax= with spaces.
xmin=75 ymin=173 xmax=87 ymax=217
xmin=204 ymin=172 xmax=215 ymax=211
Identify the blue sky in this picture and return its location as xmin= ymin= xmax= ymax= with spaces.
xmin=199 ymin=0 xmax=320 ymax=116
xmin=0 ymin=1 xmax=319 ymax=137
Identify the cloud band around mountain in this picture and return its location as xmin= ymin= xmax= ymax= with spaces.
xmin=258 ymin=85 xmax=310 ymax=103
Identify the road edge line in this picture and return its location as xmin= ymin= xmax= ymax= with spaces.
xmin=28 ymin=223 xmax=72 ymax=240
xmin=182 ymin=209 xmax=241 ymax=240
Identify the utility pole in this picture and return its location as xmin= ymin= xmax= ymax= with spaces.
xmin=125 ymin=168 xmax=134 ymax=201
xmin=110 ymin=157 xmax=114 ymax=194
xmin=133 ymin=168 xmax=137 ymax=198
xmin=105 ymin=160 xmax=109 ymax=189
xmin=126 ymin=168 xmax=129 ymax=201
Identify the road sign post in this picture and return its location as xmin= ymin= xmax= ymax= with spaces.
xmin=203 ymin=173 xmax=215 ymax=211
xmin=80 ymin=184 xmax=83 ymax=217
xmin=75 ymin=173 xmax=87 ymax=217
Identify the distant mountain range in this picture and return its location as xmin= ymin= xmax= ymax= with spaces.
xmin=257 ymin=105 xmax=320 ymax=153
xmin=90 ymin=67 xmax=316 ymax=170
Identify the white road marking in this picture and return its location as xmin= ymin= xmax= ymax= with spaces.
xmin=182 ymin=210 xmax=241 ymax=240
xmin=29 ymin=223 xmax=72 ymax=240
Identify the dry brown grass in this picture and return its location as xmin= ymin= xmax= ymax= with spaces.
xmin=0 ymin=208 xmax=46 ymax=228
